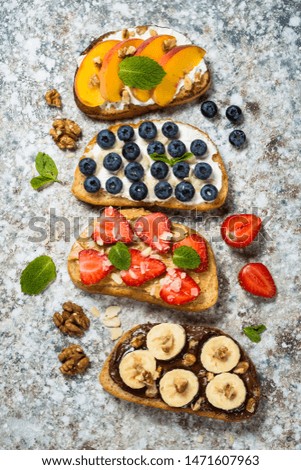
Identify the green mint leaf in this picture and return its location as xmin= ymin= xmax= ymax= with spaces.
xmin=169 ymin=152 xmax=194 ymax=166
xmin=243 ymin=325 xmax=267 ymax=343
xmin=20 ymin=255 xmax=57 ymax=295
xmin=149 ymin=152 xmax=194 ymax=167
xmin=173 ymin=246 xmax=201 ymax=269
xmin=149 ymin=153 xmax=171 ymax=165
xmin=118 ymin=56 xmax=166 ymax=90
xmin=108 ymin=242 xmax=131 ymax=270
xmin=35 ymin=152 xmax=59 ymax=179
xmin=30 ymin=176 xmax=55 ymax=190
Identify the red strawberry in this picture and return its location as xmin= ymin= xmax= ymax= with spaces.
xmin=92 ymin=206 xmax=133 ymax=245
xmin=221 ymin=214 xmax=262 ymax=248
xmin=79 ymin=249 xmax=113 ymax=285
xmin=160 ymin=268 xmax=201 ymax=305
xmin=238 ymin=263 xmax=277 ymax=298
xmin=134 ymin=212 xmax=172 ymax=253
xmin=172 ymin=234 xmax=209 ymax=272
xmin=120 ymin=249 xmax=166 ymax=287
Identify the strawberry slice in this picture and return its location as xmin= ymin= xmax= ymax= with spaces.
xmin=160 ymin=268 xmax=200 ymax=305
xmin=221 ymin=214 xmax=262 ymax=248
xmin=238 ymin=263 xmax=276 ymax=298
xmin=92 ymin=206 xmax=133 ymax=245
xmin=120 ymin=248 xmax=166 ymax=287
xmin=134 ymin=212 xmax=172 ymax=253
xmin=79 ymin=249 xmax=113 ymax=285
xmin=172 ymin=234 xmax=208 ymax=272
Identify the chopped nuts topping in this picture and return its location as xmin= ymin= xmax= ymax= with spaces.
xmin=246 ymin=397 xmax=256 ymax=413
xmin=191 ymin=396 xmax=205 ymax=411
xmin=50 ymin=119 xmax=82 ymax=150
xmin=189 ymin=339 xmax=199 ymax=349
xmin=184 ymin=75 xmax=193 ymax=91
xmin=145 ymin=382 xmax=158 ymax=398
xmin=118 ymin=45 xmax=137 ymax=59
xmin=194 ymin=71 xmax=202 ymax=82
xmin=45 ymin=89 xmax=62 ymax=108
xmin=174 ymin=377 xmax=188 ymax=393
xmin=89 ymin=74 xmax=100 ymax=88
xmin=158 ymin=334 xmax=174 ymax=353
xmin=233 ymin=361 xmax=249 ymax=374
xmin=122 ymin=28 xmax=130 ymax=39
xmin=213 ymin=346 xmax=230 ymax=360
xmin=149 ymin=29 xmax=158 ymax=37
xmin=53 ymin=301 xmax=90 ymax=337
xmin=136 ymin=26 xmax=148 ymax=35
xmin=163 ymin=38 xmax=177 ymax=52
xmin=206 ymin=372 xmax=215 ymax=382
xmin=58 ymin=344 xmax=90 ymax=375
xmin=223 ymin=383 xmax=237 ymax=400
xmin=183 ymin=353 xmax=196 ymax=367
xmin=93 ymin=56 xmax=102 ymax=67
xmin=121 ymin=89 xmax=131 ymax=104
xmin=130 ymin=333 xmax=146 ymax=349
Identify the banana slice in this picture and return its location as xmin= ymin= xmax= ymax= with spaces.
xmin=206 ymin=373 xmax=246 ymax=410
xmin=159 ymin=369 xmax=199 ymax=407
xmin=200 ymin=335 xmax=240 ymax=373
xmin=119 ymin=350 xmax=156 ymax=389
xmin=146 ymin=323 xmax=186 ymax=360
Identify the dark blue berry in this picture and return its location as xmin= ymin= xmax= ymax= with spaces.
xmin=162 ymin=121 xmax=179 ymax=138
xmin=124 ymin=162 xmax=144 ymax=182
xmin=150 ymin=161 xmax=169 ymax=180
xmin=84 ymin=176 xmax=101 ymax=193
xmin=200 ymin=184 xmax=218 ymax=201
xmin=129 ymin=182 xmax=148 ymax=201
xmin=226 ymin=105 xmax=242 ymax=123
xmin=138 ymin=121 xmax=157 ymax=140
xmin=79 ymin=158 xmax=96 ymax=176
xmin=147 ymin=141 xmax=165 ymax=156
xmin=201 ymin=101 xmax=218 ymax=118
xmin=97 ymin=129 xmax=116 ymax=149
xmin=154 ymin=181 xmax=173 ymax=200
xmin=117 ymin=125 xmax=134 ymax=141
xmin=167 ymin=140 xmax=186 ymax=158
xmin=105 ymin=176 xmax=123 ymax=194
xmin=103 ymin=153 xmax=122 ymax=172
xmin=194 ymin=162 xmax=212 ymax=180
xmin=190 ymin=139 xmax=207 ymax=157
xmin=122 ymin=142 xmax=140 ymax=161
xmin=175 ymin=181 xmax=195 ymax=202
xmin=173 ymin=161 xmax=190 ymax=179
xmin=229 ymin=130 xmax=246 ymax=148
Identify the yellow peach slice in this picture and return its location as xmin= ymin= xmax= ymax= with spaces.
xmin=75 ymin=40 xmax=120 ymax=107
xmin=152 ymin=45 xmax=206 ymax=107
xmin=99 ymin=38 xmax=143 ymax=102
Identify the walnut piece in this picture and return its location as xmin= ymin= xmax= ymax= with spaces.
xmin=130 ymin=333 xmax=146 ymax=349
xmin=89 ymin=74 xmax=100 ymax=88
xmin=174 ymin=378 xmax=188 ymax=393
xmin=206 ymin=372 xmax=215 ymax=382
xmin=189 ymin=339 xmax=199 ymax=349
xmin=118 ymin=46 xmax=137 ymax=59
xmin=50 ymin=118 xmax=82 ymax=150
xmin=149 ymin=29 xmax=158 ymax=37
xmin=53 ymin=301 xmax=90 ymax=337
xmin=223 ymin=383 xmax=237 ymax=400
xmin=58 ymin=344 xmax=90 ymax=375
xmin=122 ymin=28 xmax=130 ymax=39
xmin=93 ymin=56 xmax=102 ymax=67
xmin=183 ymin=353 xmax=196 ymax=366
xmin=194 ymin=71 xmax=202 ymax=82
xmin=184 ymin=75 xmax=193 ymax=91
xmin=45 ymin=89 xmax=62 ymax=108
xmin=121 ymin=89 xmax=131 ymax=104
xmin=163 ymin=38 xmax=177 ymax=52
xmin=213 ymin=346 xmax=229 ymax=360
xmin=191 ymin=396 xmax=205 ymax=411
xmin=233 ymin=361 xmax=249 ymax=374
xmin=246 ymin=397 xmax=256 ymax=413
xmin=136 ymin=26 xmax=148 ymax=35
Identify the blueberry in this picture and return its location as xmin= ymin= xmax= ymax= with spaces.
xmin=84 ymin=176 xmax=101 ymax=193
xmin=154 ymin=181 xmax=173 ymax=200
xmin=226 ymin=105 xmax=242 ymax=123
xmin=97 ymin=129 xmax=116 ymax=149
xmin=124 ymin=162 xmax=144 ymax=182
xmin=105 ymin=176 xmax=123 ymax=194
xmin=201 ymin=100 xmax=218 ymax=118
xmin=229 ymin=130 xmax=246 ymax=148
xmin=150 ymin=161 xmax=169 ymax=180
xmin=138 ymin=121 xmax=157 ymax=140
xmin=200 ymin=184 xmax=218 ymax=201
xmin=117 ymin=125 xmax=134 ymax=141
xmin=147 ymin=141 xmax=165 ymax=156
xmin=173 ymin=161 xmax=190 ymax=179
xmin=79 ymin=158 xmax=97 ymax=176
xmin=129 ymin=182 xmax=148 ymax=201
xmin=175 ymin=181 xmax=195 ymax=202
xmin=167 ymin=140 xmax=186 ymax=158
xmin=103 ymin=153 xmax=122 ymax=172
xmin=122 ymin=142 xmax=140 ymax=161
xmin=194 ymin=162 xmax=212 ymax=180
xmin=190 ymin=139 xmax=207 ymax=157
xmin=162 ymin=121 xmax=179 ymax=138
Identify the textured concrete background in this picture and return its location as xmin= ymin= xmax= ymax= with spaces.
xmin=0 ymin=0 xmax=300 ymax=450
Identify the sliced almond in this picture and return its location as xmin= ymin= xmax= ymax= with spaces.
xmin=136 ymin=26 xmax=148 ymax=35
xmin=103 ymin=317 xmax=121 ymax=328
xmin=105 ymin=306 xmax=121 ymax=318
xmin=90 ymin=306 xmax=100 ymax=318
xmin=111 ymin=272 xmax=123 ymax=285
xmin=110 ymin=327 xmax=123 ymax=341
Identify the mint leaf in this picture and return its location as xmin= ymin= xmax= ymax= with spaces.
xmin=173 ymin=246 xmax=201 ymax=269
xmin=118 ymin=56 xmax=166 ymax=90
xmin=149 ymin=152 xmax=194 ymax=167
xmin=149 ymin=153 xmax=171 ymax=165
xmin=243 ymin=325 xmax=267 ymax=343
xmin=30 ymin=176 xmax=55 ymax=190
xmin=108 ymin=242 xmax=131 ymax=270
xmin=169 ymin=152 xmax=194 ymax=166
xmin=35 ymin=152 xmax=59 ymax=179
xmin=20 ymin=255 xmax=57 ymax=295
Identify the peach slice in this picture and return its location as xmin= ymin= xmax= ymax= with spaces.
xmin=152 ymin=45 xmax=206 ymax=107
xmin=99 ymin=38 xmax=143 ymax=102
xmin=75 ymin=40 xmax=120 ymax=107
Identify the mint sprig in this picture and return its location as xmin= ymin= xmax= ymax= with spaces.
xmin=108 ymin=242 xmax=131 ymax=270
xmin=243 ymin=325 xmax=267 ymax=343
xmin=30 ymin=152 xmax=61 ymax=190
xmin=173 ymin=246 xmax=201 ymax=269
xmin=20 ymin=255 xmax=57 ymax=295
xmin=118 ymin=56 xmax=166 ymax=90
xmin=150 ymin=152 xmax=193 ymax=167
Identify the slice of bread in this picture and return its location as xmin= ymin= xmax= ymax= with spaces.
xmin=68 ymin=208 xmax=218 ymax=312
xmin=73 ymin=25 xmax=210 ymax=120
xmin=99 ymin=323 xmax=260 ymax=422
xmin=72 ymin=120 xmax=228 ymax=211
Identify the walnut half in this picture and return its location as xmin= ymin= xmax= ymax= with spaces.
xmin=53 ymin=301 xmax=90 ymax=337
xmin=50 ymin=118 xmax=82 ymax=150
xmin=45 ymin=89 xmax=62 ymax=108
xmin=58 ymin=344 xmax=90 ymax=376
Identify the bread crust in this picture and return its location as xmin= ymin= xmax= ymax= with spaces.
xmin=67 ymin=207 xmax=218 ymax=312
xmin=72 ymin=120 xmax=228 ymax=211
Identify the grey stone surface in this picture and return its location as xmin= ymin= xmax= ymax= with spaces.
xmin=0 ymin=0 xmax=300 ymax=450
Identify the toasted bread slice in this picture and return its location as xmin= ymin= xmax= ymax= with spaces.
xmin=68 ymin=208 xmax=218 ymax=312
xmin=99 ymin=323 xmax=260 ymax=422
xmin=72 ymin=120 xmax=228 ymax=211
xmin=74 ymin=25 xmax=210 ymax=120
